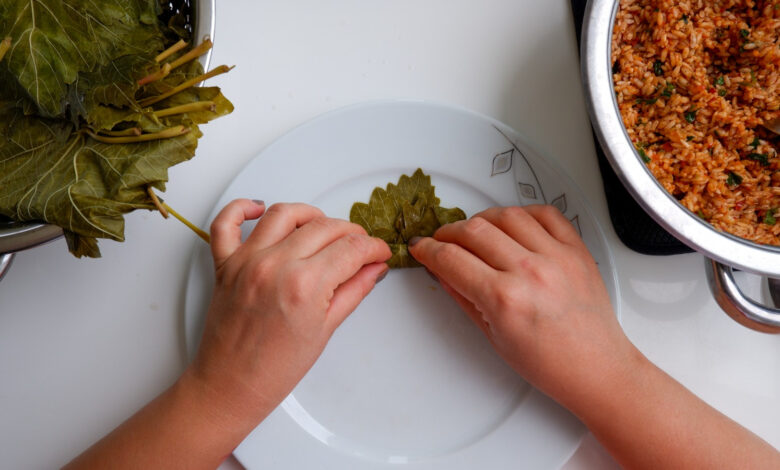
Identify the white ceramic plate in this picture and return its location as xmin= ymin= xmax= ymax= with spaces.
xmin=184 ymin=101 xmax=619 ymax=469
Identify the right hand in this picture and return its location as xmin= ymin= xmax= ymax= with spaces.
xmin=409 ymin=205 xmax=637 ymax=411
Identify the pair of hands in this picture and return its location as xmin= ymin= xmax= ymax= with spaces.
xmin=189 ymin=199 xmax=627 ymax=420
xmin=68 ymin=199 xmax=780 ymax=470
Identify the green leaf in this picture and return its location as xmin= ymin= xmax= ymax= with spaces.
xmin=652 ymin=60 xmax=663 ymax=76
xmin=155 ymin=86 xmax=235 ymax=126
xmin=0 ymin=87 xmax=232 ymax=257
xmin=746 ymin=152 xmax=769 ymax=166
xmin=70 ymin=53 xmax=155 ymax=119
xmin=0 ymin=0 xmax=163 ymax=117
xmin=637 ymin=147 xmax=650 ymax=163
xmin=387 ymin=243 xmax=421 ymax=269
xmin=350 ymin=187 xmax=402 ymax=244
xmin=0 ymin=4 xmax=235 ymax=258
xmin=765 ymin=209 xmax=777 ymax=226
xmin=395 ymin=169 xmax=439 ymax=207
xmin=0 ymin=104 xmax=191 ymax=256
xmin=434 ymin=206 xmax=467 ymax=225
xmin=726 ymin=172 xmax=742 ymax=187
xmin=350 ymin=169 xmax=466 ymax=268
xmin=395 ymin=199 xmax=439 ymax=242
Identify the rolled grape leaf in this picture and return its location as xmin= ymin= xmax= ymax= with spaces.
xmin=350 ymin=169 xmax=466 ymax=268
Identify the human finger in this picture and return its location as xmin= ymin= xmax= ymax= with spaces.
xmin=308 ymin=233 xmax=392 ymax=289
xmin=408 ymin=236 xmax=497 ymax=307
xmin=210 ymin=199 xmax=266 ymax=267
xmin=278 ymin=217 xmax=368 ymax=259
xmin=245 ymin=203 xmax=324 ymax=250
xmin=521 ymin=205 xmax=586 ymax=248
xmin=433 ymin=216 xmax=531 ymax=271
xmin=437 ymin=277 xmax=491 ymax=337
xmin=472 ymin=206 xmax=561 ymax=254
xmin=325 ymin=262 xmax=389 ymax=331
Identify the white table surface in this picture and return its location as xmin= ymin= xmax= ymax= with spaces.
xmin=1 ymin=1 xmax=778 ymax=469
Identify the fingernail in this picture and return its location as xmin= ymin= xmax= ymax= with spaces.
xmin=425 ymin=268 xmax=439 ymax=283
xmin=408 ymin=236 xmax=423 ymax=247
xmin=376 ymin=268 xmax=389 ymax=284
xmin=252 ymin=199 xmax=265 ymax=206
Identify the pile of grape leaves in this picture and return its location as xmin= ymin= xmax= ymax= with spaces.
xmin=350 ymin=169 xmax=466 ymax=268
xmin=0 ymin=0 xmax=233 ymax=257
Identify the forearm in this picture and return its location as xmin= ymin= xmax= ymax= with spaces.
xmin=568 ymin=348 xmax=780 ymax=470
xmin=64 ymin=368 xmax=271 ymax=470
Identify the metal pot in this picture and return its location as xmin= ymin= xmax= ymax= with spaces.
xmin=581 ymin=0 xmax=780 ymax=332
xmin=0 ymin=0 xmax=216 ymax=277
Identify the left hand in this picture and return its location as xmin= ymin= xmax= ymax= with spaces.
xmin=187 ymin=199 xmax=391 ymax=422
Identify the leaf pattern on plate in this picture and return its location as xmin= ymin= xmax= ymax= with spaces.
xmin=551 ymin=194 xmax=567 ymax=213
xmin=491 ymin=149 xmax=513 ymax=176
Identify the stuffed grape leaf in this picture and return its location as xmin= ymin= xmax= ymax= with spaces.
xmin=350 ymin=169 xmax=466 ymax=268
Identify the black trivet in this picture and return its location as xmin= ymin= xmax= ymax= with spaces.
xmin=569 ymin=0 xmax=692 ymax=255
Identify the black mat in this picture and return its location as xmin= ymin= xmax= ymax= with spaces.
xmin=569 ymin=0 xmax=692 ymax=255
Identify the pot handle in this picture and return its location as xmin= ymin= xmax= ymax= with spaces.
xmin=704 ymin=259 xmax=780 ymax=333
xmin=0 ymin=253 xmax=13 ymax=282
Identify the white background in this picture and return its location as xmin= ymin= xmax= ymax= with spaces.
xmin=1 ymin=1 xmax=777 ymax=468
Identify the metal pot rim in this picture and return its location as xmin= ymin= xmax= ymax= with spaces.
xmin=581 ymin=0 xmax=780 ymax=277
xmin=0 ymin=0 xmax=217 ymax=255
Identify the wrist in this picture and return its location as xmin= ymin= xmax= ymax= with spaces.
xmin=556 ymin=338 xmax=652 ymax=423
xmin=176 ymin=365 xmax=274 ymax=440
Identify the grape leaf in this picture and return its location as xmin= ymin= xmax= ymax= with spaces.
xmin=0 ymin=87 xmax=233 ymax=257
xmin=350 ymin=169 xmax=466 ymax=268
xmin=0 ymin=103 xmax=187 ymax=257
xmin=155 ymin=86 xmax=235 ymax=126
xmin=0 ymin=0 xmax=162 ymax=117
xmin=0 ymin=2 xmax=234 ymax=258
xmin=68 ymin=53 xmax=155 ymax=121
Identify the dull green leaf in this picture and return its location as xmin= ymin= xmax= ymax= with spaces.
xmin=0 ymin=2 xmax=234 ymax=258
xmin=154 ymin=86 xmax=235 ymax=126
xmin=68 ymin=53 xmax=155 ymax=121
xmin=350 ymin=169 xmax=466 ymax=268
xmin=0 ymin=80 xmax=233 ymax=258
xmin=0 ymin=0 xmax=163 ymax=117
xmin=0 ymin=102 xmax=192 ymax=257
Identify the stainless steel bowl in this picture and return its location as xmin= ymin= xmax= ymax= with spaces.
xmin=0 ymin=0 xmax=216 ymax=277
xmin=581 ymin=0 xmax=780 ymax=332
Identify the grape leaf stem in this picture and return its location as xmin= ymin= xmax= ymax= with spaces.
xmin=0 ymin=37 xmax=10 ymax=62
